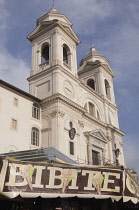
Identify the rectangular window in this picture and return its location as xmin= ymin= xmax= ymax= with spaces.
xmin=70 ymin=141 xmax=74 ymax=155
xmin=92 ymin=150 xmax=100 ymax=165
xmin=11 ymin=119 xmax=18 ymax=131
xmin=31 ymin=127 xmax=39 ymax=146
xmin=13 ymin=98 xmax=18 ymax=106
xmin=32 ymin=103 xmax=40 ymax=120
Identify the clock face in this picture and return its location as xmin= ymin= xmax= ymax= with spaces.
xmin=63 ymin=80 xmax=75 ymax=98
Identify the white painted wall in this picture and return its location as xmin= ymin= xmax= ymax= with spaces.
xmin=0 ymin=87 xmax=41 ymax=153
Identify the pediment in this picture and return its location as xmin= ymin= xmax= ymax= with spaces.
xmin=59 ymin=22 xmax=80 ymax=44
xmin=28 ymin=20 xmax=80 ymax=44
xmin=27 ymin=20 xmax=55 ymax=40
xmin=78 ymin=61 xmax=114 ymax=77
xmin=84 ymin=129 xmax=108 ymax=143
xmin=102 ymin=64 xmax=114 ymax=76
xmin=78 ymin=61 xmax=100 ymax=73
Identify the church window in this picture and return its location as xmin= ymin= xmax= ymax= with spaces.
xmin=105 ymin=79 xmax=111 ymax=99
xmin=92 ymin=150 xmax=100 ymax=165
xmin=32 ymin=103 xmax=40 ymax=120
xmin=87 ymin=79 xmax=95 ymax=90
xmin=11 ymin=119 xmax=18 ymax=131
xmin=63 ymin=47 xmax=68 ymax=63
xmin=69 ymin=141 xmax=74 ymax=155
xmin=63 ymin=44 xmax=71 ymax=66
xmin=69 ymin=121 xmax=75 ymax=155
xmin=41 ymin=44 xmax=49 ymax=64
xmin=31 ymin=127 xmax=39 ymax=146
xmin=84 ymin=102 xmax=95 ymax=117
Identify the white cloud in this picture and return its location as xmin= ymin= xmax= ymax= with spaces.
xmin=61 ymin=0 xmax=114 ymax=34
xmin=0 ymin=2 xmax=30 ymax=91
xmin=0 ymin=3 xmax=9 ymax=45
xmin=0 ymin=49 xmax=29 ymax=91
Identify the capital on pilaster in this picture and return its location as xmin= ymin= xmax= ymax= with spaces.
xmin=51 ymin=110 xmax=65 ymax=118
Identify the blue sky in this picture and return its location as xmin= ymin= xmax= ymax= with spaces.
xmin=0 ymin=0 xmax=139 ymax=175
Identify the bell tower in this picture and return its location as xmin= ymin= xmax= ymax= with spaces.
xmin=78 ymin=45 xmax=119 ymax=127
xmin=27 ymin=6 xmax=80 ymax=99
xmin=78 ymin=46 xmax=125 ymax=166
xmin=78 ymin=45 xmax=116 ymax=105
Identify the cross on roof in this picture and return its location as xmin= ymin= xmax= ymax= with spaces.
xmin=52 ymin=0 xmax=55 ymax=7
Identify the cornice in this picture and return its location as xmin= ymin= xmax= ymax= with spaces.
xmin=28 ymin=21 xmax=57 ymax=41
xmin=78 ymin=63 xmax=101 ymax=75
xmin=28 ymin=61 xmax=117 ymax=111
xmin=41 ymin=93 xmax=106 ymax=128
xmin=58 ymin=22 xmax=80 ymax=44
xmin=107 ymin=124 xmax=125 ymax=136
xmin=27 ymin=64 xmax=60 ymax=81
xmin=41 ymin=93 xmax=85 ymax=114
xmin=28 ymin=21 xmax=80 ymax=44
xmin=41 ymin=93 xmax=124 ymax=136
xmin=78 ymin=62 xmax=114 ymax=77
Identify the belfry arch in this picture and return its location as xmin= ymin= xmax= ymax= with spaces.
xmin=87 ymin=79 xmax=95 ymax=90
xmin=41 ymin=43 xmax=49 ymax=64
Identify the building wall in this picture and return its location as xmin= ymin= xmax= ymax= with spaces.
xmin=0 ymin=86 xmax=41 ymax=153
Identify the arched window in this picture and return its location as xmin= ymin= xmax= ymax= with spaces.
xmin=95 ymin=60 xmax=101 ymax=63
xmin=105 ymin=79 xmax=111 ymax=99
xmin=63 ymin=44 xmax=70 ymax=65
xmin=87 ymin=79 xmax=95 ymax=90
xmin=41 ymin=44 xmax=49 ymax=64
xmin=32 ymin=103 xmax=40 ymax=120
xmin=84 ymin=102 xmax=95 ymax=117
xmin=31 ymin=127 xmax=39 ymax=146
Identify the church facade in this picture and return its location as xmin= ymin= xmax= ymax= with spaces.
xmin=0 ymin=7 xmax=125 ymax=167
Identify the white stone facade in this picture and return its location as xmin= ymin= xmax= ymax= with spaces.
xmin=0 ymin=7 xmax=125 ymax=167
